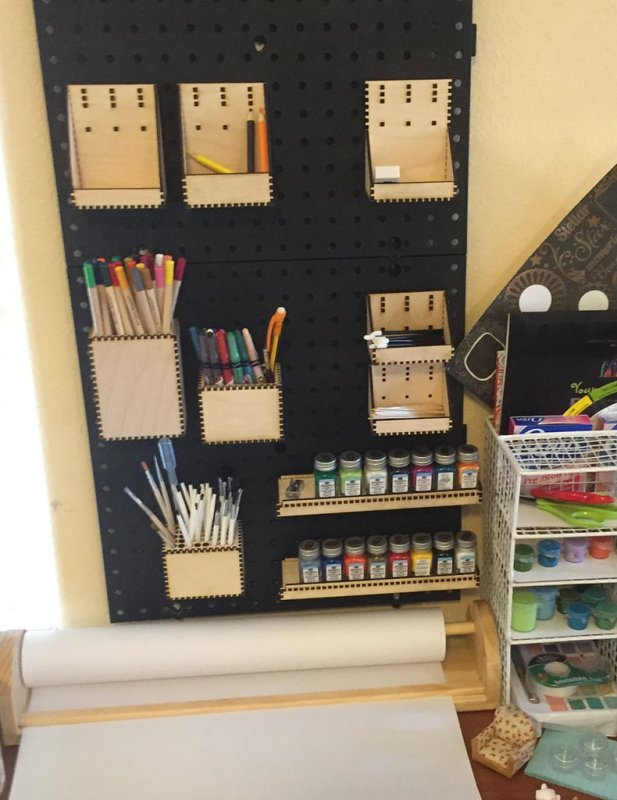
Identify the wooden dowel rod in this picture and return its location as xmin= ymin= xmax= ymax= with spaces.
xmin=445 ymin=621 xmax=475 ymax=637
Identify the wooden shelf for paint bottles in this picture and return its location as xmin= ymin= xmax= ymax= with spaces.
xmin=277 ymin=474 xmax=481 ymax=517
xmin=280 ymin=559 xmax=479 ymax=600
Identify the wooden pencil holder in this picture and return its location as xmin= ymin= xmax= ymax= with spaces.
xmin=365 ymin=79 xmax=456 ymax=202
xmin=67 ymin=84 xmax=165 ymax=209
xmin=367 ymin=291 xmax=453 ymax=365
xmin=179 ymin=82 xmax=272 ymax=208
xmin=199 ymin=366 xmax=283 ymax=445
xmin=369 ymin=362 xmax=452 ymax=435
xmin=88 ymin=325 xmax=185 ymax=441
xmin=163 ymin=528 xmax=244 ymax=600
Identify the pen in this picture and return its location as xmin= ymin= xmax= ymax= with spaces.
xmin=109 ymin=263 xmax=134 ymax=335
xmin=226 ymin=330 xmax=244 ymax=384
xmin=234 ymin=329 xmax=254 ymax=383
xmin=205 ymin=328 xmax=224 ymax=386
xmin=241 ymin=327 xmax=265 ymax=382
xmin=256 ymin=107 xmax=269 ymax=173
xmin=83 ymin=261 xmax=103 ymax=335
xmin=161 ymin=259 xmax=174 ymax=334
xmin=131 ymin=268 xmax=157 ymax=335
xmin=246 ymin=109 xmax=255 ymax=173
xmin=215 ymin=329 xmax=234 ymax=386
xmin=172 ymin=256 xmax=186 ymax=315
xmin=189 ymin=152 xmax=233 ymax=175
xmin=115 ymin=266 xmax=144 ymax=335
xmin=98 ymin=262 xmax=124 ymax=336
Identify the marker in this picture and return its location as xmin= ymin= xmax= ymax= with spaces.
xmin=139 ymin=265 xmax=162 ymax=334
xmin=226 ymin=330 xmax=244 ymax=384
xmin=94 ymin=262 xmax=112 ymax=336
xmin=189 ymin=152 xmax=233 ymax=175
xmin=131 ymin=268 xmax=157 ymax=335
xmin=109 ymin=263 xmax=133 ymax=335
xmin=205 ymin=328 xmax=224 ymax=386
xmin=234 ymin=329 xmax=254 ymax=383
xmin=241 ymin=328 xmax=265 ymax=382
xmin=171 ymin=257 xmax=186 ymax=315
xmin=161 ymin=259 xmax=174 ymax=334
xmin=215 ymin=329 xmax=234 ymax=385
xmin=83 ymin=261 xmax=102 ymax=335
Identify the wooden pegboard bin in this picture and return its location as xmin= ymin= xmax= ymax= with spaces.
xmin=365 ymin=79 xmax=456 ymax=203
xmin=199 ymin=365 xmax=283 ymax=444
xmin=277 ymin=474 xmax=481 ymax=517
xmin=180 ymin=82 xmax=273 ymax=208
xmin=163 ymin=528 xmax=244 ymax=600
xmin=88 ymin=325 xmax=185 ymax=441
xmin=367 ymin=291 xmax=453 ymax=365
xmin=280 ymin=558 xmax=479 ymax=600
xmin=368 ymin=363 xmax=452 ymax=435
xmin=67 ymin=84 xmax=165 ymax=209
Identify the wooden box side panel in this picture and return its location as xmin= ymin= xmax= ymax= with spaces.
xmin=164 ymin=549 xmax=243 ymax=599
xmin=200 ymin=385 xmax=282 ymax=444
xmin=68 ymin=84 xmax=162 ymax=190
xmin=89 ymin=336 xmax=184 ymax=440
xmin=184 ymin=173 xmax=272 ymax=208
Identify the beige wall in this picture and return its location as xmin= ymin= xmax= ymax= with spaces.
xmin=1 ymin=1 xmax=616 ymax=626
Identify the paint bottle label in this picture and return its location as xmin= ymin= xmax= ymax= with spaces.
xmin=391 ymin=558 xmax=410 ymax=578
xmin=347 ymin=562 xmax=365 ymax=580
xmin=413 ymin=556 xmax=432 ymax=576
xmin=413 ymin=471 xmax=433 ymax=492
xmin=369 ymin=561 xmax=386 ymax=579
xmin=325 ymin=563 xmax=342 ymax=582
xmin=456 ymin=554 xmax=476 ymax=574
xmin=391 ymin=474 xmax=409 ymax=493
xmin=436 ymin=471 xmax=455 ymax=491
xmin=301 ymin=566 xmax=321 ymax=583
xmin=368 ymin=476 xmax=387 ymax=495
xmin=342 ymin=478 xmax=362 ymax=496
xmin=436 ymin=555 xmax=454 ymax=575
xmin=459 ymin=468 xmax=479 ymax=489
xmin=317 ymin=478 xmax=336 ymax=498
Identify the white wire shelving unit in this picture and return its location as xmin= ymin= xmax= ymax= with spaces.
xmin=482 ymin=423 xmax=617 ymax=701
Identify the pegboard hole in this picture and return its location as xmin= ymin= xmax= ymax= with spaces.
xmin=254 ymin=35 xmax=267 ymax=52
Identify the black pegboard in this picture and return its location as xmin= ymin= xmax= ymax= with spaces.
xmin=36 ymin=0 xmax=476 ymax=622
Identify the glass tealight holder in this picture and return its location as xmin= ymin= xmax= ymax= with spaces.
xmin=550 ymin=740 xmax=579 ymax=774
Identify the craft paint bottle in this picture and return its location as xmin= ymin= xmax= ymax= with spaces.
xmin=298 ymin=539 xmax=322 ymax=583
xmin=344 ymin=537 xmax=367 ymax=580
xmin=388 ymin=448 xmax=410 ymax=494
xmin=364 ymin=450 xmax=388 ymax=495
xmin=411 ymin=447 xmax=434 ymax=492
xmin=321 ymin=538 xmax=343 ymax=582
xmin=433 ymin=531 xmax=455 ymax=575
xmin=367 ymin=535 xmax=388 ymax=579
xmin=411 ymin=533 xmax=433 ymax=576
xmin=433 ymin=446 xmax=456 ymax=491
xmin=339 ymin=451 xmax=363 ymax=497
xmin=388 ymin=534 xmax=411 ymax=578
xmin=456 ymin=444 xmax=480 ymax=489
xmin=455 ymin=530 xmax=477 ymax=574
xmin=314 ymin=452 xmax=338 ymax=498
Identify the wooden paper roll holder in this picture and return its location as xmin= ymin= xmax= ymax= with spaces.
xmin=0 ymin=600 xmax=499 ymax=743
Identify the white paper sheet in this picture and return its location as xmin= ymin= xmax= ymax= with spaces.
xmin=28 ymin=661 xmax=445 ymax=713
xmin=22 ymin=608 xmax=446 ymax=687
xmin=10 ymin=697 xmax=480 ymax=800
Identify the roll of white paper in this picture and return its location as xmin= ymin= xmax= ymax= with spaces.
xmin=22 ymin=608 xmax=446 ymax=687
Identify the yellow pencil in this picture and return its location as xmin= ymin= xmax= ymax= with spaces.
xmin=189 ymin=152 xmax=234 ymax=175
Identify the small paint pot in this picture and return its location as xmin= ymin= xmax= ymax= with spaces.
xmin=566 ymin=601 xmax=591 ymax=630
xmin=511 ymin=589 xmax=538 ymax=632
xmin=556 ymin=587 xmax=579 ymax=614
xmin=532 ymin=586 xmax=558 ymax=620
xmin=563 ymin=537 xmax=588 ymax=563
xmin=538 ymin=539 xmax=561 ymax=568
xmin=593 ymin=600 xmax=617 ymax=630
xmin=582 ymin=585 xmax=606 ymax=609
xmin=589 ymin=536 xmax=615 ymax=560
xmin=514 ymin=543 xmax=534 ymax=572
